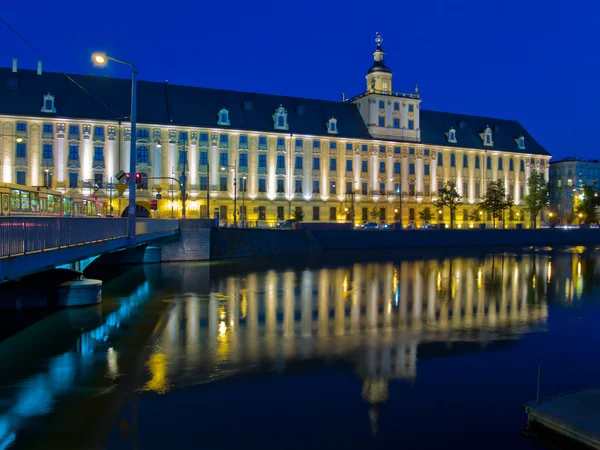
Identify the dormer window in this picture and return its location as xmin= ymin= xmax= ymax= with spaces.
xmin=327 ymin=117 xmax=338 ymax=134
xmin=446 ymin=127 xmax=457 ymax=143
xmin=272 ymin=105 xmax=289 ymax=130
xmin=217 ymin=108 xmax=230 ymax=126
xmin=516 ymin=135 xmax=526 ymax=150
xmin=41 ymin=93 xmax=56 ymax=113
xmin=481 ymin=126 xmax=493 ymax=147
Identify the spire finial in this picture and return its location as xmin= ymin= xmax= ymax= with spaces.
xmin=415 ymin=83 xmax=419 ymax=94
xmin=375 ymin=32 xmax=383 ymax=47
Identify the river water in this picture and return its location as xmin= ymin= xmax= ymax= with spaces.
xmin=1 ymin=247 xmax=600 ymax=449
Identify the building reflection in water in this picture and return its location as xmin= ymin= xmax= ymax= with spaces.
xmin=144 ymin=254 xmax=575 ymax=409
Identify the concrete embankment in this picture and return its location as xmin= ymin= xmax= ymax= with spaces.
xmin=207 ymin=227 xmax=600 ymax=260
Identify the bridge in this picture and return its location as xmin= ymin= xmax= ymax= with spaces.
xmin=0 ymin=218 xmax=180 ymax=281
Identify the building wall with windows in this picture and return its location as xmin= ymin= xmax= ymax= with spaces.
xmin=549 ymin=157 xmax=600 ymax=223
xmin=0 ymin=37 xmax=550 ymax=226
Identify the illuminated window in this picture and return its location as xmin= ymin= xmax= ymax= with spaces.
xmin=94 ymin=146 xmax=104 ymax=161
xmin=567 ymin=179 xmax=572 ymax=187
xmin=16 ymin=170 xmax=26 ymax=186
xmin=43 ymin=143 xmax=53 ymax=159
xmin=15 ymin=142 xmax=26 ymax=158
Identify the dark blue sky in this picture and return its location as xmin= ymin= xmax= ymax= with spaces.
xmin=1 ymin=0 xmax=599 ymax=159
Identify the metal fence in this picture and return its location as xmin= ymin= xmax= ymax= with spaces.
xmin=0 ymin=218 xmax=128 ymax=258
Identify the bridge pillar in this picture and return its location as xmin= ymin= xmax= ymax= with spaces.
xmin=57 ymin=278 xmax=102 ymax=307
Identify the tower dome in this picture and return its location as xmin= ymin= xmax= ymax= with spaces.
xmin=366 ymin=33 xmax=393 ymax=92
xmin=368 ymin=33 xmax=392 ymax=74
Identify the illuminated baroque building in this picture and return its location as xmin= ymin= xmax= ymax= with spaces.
xmin=0 ymin=35 xmax=551 ymax=225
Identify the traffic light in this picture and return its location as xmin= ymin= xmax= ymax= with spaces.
xmin=150 ymin=200 xmax=158 ymax=211
xmin=135 ymin=173 xmax=142 ymax=184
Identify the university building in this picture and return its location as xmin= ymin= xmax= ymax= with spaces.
xmin=0 ymin=35 xmax=551 ymax=226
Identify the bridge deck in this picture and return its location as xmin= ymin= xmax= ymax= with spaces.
xmin=0 ymin=218 xmax=179 ymax=280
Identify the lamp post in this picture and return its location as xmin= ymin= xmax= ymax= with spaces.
xmin=241 ymin=176 xmax=247 ymax=227
xmin=391 ymin=176 xmax=402 ymax=229
xmin=220 ymin=165 xmax=237 ymax=226
xmin=93 ymin=52 xmax=137 ymax=241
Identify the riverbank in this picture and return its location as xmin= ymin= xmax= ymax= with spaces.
xmin=209 ymin=227 xmax=600 ymax=260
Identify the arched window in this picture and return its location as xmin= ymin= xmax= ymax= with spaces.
xmin=463 ymin=154 xmax=468 ymax=168
xmin=486 ymin=156 xmax=491 ymax=170
xmin=509 ymin=159 xmax=514 ymax=171
xmin=475 ymin=156 xmax=480 ymax=169
xmin=272 ymin=105 xmax=289 ymax=130
xmin=41 ymin=93 xmax=56 ymax=113
xmin=450 ymin=153 xmax=456 ymax=167
xmin=438 ymin=152 xmax=443 ymax=166
xmin=447 ymin=127 xmax=457 ymax=143
xmin=498 ymin=158 xmax=503 ymax=170
xmin=520 ymin=160 xmax=525 ymax=172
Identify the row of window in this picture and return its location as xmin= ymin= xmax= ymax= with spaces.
xmin=378 ymin=117 xmax=415 ymax=129
xmin=379 ymin=100 xmax=415 ymax=113
xmin=437 ymin=153 xmax=527 ymax=171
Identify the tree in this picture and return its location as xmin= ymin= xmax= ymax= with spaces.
xmin=292 ymin=208 xmax=304 ymax=223
xmin=370 ymin=206 xmax=380 ymax=221
xmin=523 ymin=170 xmax=549 ymax=228
xmin=419 ymin=207 xmax=433 ymax=223
xmin=433 ymin=182 xmax=462 ymax=228
xmin=575 ymin=183 xmax=600 ymax=224
xmin=480 ymin=181 xmax=512 ymax=228
xmin=468 ymin=209 xmax=482 ymax=222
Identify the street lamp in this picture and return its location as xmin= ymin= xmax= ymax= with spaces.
xmin=579 ymin=212 xmax=583 ymax=225
xmin=92 ymin=52 xmax=138 ymax=241
xmin=242 ymin=176 xmax=247 ymax=227
xmin=220 ymin=165 xmax=237 ymax=226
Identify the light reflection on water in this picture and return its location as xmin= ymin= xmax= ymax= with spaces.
xmin=144 ymin=254 xmax=557 ymax=394
xmin=1 ymin=248 xmax=599 ymax=449
xmin=0 ymin=281 xmax=150 ymax=450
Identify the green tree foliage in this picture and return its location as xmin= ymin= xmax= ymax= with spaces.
xmin=419 ymin=207 xmax=433 ymax=223
xmin=433 ymin=182 xmax=462 ymax=228
xmin=370 ymin=206 xmax=380 ymax=221
xmin=575 ymin=183 xmax=600 ymax=224
xmin=523 ymin=170 xmax=549 ymax=228
xmin=480 ymin=181 xmax=513 ymax=228
xmin=292 ymin=208 xmax=305 ymax=223
xmin=468 ymin=209 xmax=482 ymax=222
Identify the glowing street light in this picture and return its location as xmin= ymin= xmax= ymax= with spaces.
xmin=92 ymin=51 xmax=138 ymax=240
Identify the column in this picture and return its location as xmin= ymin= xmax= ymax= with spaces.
xmin=228 ymin=134 xmax=237 ymax=199
xmin=283 ymin=271 xmax=294 ymax=338
xmin=525 ymin=161 xmax=531 ymax=195
xmin=29 ymin=124 xmax=40 ymax=187
xmin=268 ymin=137 xmax=276 ymax=199
xmin=416 ymin=151 xmax=423 ymax=196
xmin=455 ymin=150 xmax=463 ymax=195
xmin=318 ymin=269 xmax=329 ymax=337
xmin=189 ymin=131 xmax=198 ymax=190
xmin=106 ymin=127 xmax=116 ymax=183
xmin=122 ymin=127 xmax=131 ymax=175
xmin=55 ymin=123 xmax=65 ymax=186
xmin=353 ymin=147 xmax=361 ymax=191
xmin=151 ymin=129 xmax=162 ymax=183
xmin=337 ymin=143 xmax=344 ymax=201
xmin=303 ymin=140 xmax=311 ymax=198
xmin=430 ymin=151 xmax=437 ymax=196
xmin=81 ymin=124 xmax=92 ymax=183
xmin=369 ymin=145 xmax=378 ymax=193
xmin=401 ymin=147 xmax=408 ymax=195
xmin=386 ymin=146 xmax=393 ymax=193
xmin=503 ymin=156 xmax=510 ymax=195
xmin=468 ymin=153 xmax=475 ymax=202
xmin=210 ymin=133 xmax=218 ymax=191
xmin=249 ymin=136 xmax=258 ymax=198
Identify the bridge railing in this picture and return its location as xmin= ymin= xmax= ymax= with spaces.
xmin=0 ymin=218 xmax=128 ymax=258
xmin=135 ymin=219 xmax=180 ymax=236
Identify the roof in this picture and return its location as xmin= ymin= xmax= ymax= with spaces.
xmin=0 ymin=67 xmax=371 ymax=140
xmin=418 ymin=109 xmax=550 ymax=156
xmin=550 ymin=157 xmax=600 ymax=165
xmin=0 ymin=67 xmax=550 ymax=156
xmin=368 ymin=60 xmax=392 ymax=74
